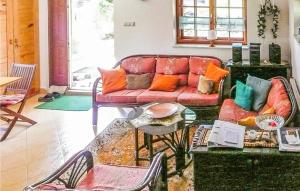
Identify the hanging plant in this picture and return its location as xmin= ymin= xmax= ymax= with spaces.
xmin=257 ymin=0 xmax=280 ymax=39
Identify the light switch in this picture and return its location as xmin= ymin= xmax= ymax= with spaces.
xmin=124 ymin=22 xmax=136 ymax=27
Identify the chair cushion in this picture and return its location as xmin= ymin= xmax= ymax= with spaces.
xmin=0 ymin=94 xmax=25 ymax=107
xmin=149 ymin=74 xmax=180 ymax=92
xmin=246 ymin=75 xmax=272 ymax=111
xmin=189 ymin=57 xmax=221 ymax=75
xmin=137 ymin=87 xmax=186 ymax=103
xmin=265 ymin=79 xmax=292 ymax=119
xmin=156 ymin=57 xmax=189 ymax=74
xmin=77 ymin=164 xmax=149 ymax=191
xmin=121 ymin=56 xmax=156 ymax=74
xmin=96 ymin=89 xmax=145 ymax=103
xmin=177 ymin=87 xmax=219 ymax=106
xmin=98 ymin=68 xmax=127 ymax=94
xmin=219 ymin=99 xmax=258 ymax=122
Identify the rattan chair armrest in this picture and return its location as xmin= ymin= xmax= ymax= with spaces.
xmin=24 ymin=150 xmax=93 ymax=191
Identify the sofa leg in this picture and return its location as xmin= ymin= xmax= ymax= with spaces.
xmin=93 ymin=105 xmax=98 ymax=128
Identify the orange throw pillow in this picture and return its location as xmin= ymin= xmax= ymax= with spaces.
xmin=98 ymin=68 xmax=127 ymax=94
xmin=205 ymin=63 xmax=229 ymax=92
xmin=205 ymin=63 xmax=229 ymax=83
xmin=149 ymin=74 xmax=180 ymax=92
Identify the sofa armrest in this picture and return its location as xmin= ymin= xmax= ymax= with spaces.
xmin=24 ymin=150 xmax=94 ymax=191
xmin=128 ymin=152 xmax=168 ymax=191
xmin=229 ymin=85 xmax=236 ymax=99
xmin=92 ymin=77 xmax=102 ymax=103
xmin=217 ymin=77 xmax=227 ymax=104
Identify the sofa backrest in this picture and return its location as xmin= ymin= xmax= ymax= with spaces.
xmin=259 ymin=78 xmax=292 ymax=119
xmin=119 ymin=55 xmax=222 ymax=87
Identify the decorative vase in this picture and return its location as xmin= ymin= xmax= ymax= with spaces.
xmin=249 ymin=43 xmax=261 ymax=65
xmin=232 ymin=43 xmax=242 ymax=63
xmin=269 ymin=43 xmax=281 ymax=64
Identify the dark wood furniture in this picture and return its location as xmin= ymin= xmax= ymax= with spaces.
xmin=0 ymin=63 xmax=36 ymax=141
xmin=24 ymin=150 xmax=168 ymax=191
xmin=128 ymin=104 xmax=196 ymax=177
xmin=226 ymin=60 xmax=291 ymax=87
xmin=190 ymin=125 xmax=300 ymax=191
xmin=92 ymin=55 xmax=226 ymax=129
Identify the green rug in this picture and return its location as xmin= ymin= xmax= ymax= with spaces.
xmin=35 ymin=96 xmax=92 ymax=111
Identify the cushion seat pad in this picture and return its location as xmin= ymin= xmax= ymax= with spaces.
xmin=96 ymin=89 xmax=145 ymax=103
xmin=0 ymin=94 xmax=25 ymax=107
xmin=177 ymin=87 xmax=219 ymax=106
xmin=137 ymin=86 xmax=186 ymax=103
xmin=219 ymin=99 xmax=258 ymax=122
xmin=77 ymin=164 xmax=149 ymax=191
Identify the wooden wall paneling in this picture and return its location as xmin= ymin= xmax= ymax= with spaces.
xmin=0 ymin=0 xmax=7 ymax=76
xmin=49 ymin=0 xmax=69 ymax=86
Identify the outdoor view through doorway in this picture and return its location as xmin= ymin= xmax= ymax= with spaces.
xmin=69 ymin=0 xmax=115 ymax=90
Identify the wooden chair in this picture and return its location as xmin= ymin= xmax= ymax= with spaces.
xmin=0 ymin=64 xmax=36 ymax=141
xmin=24 ymin=150 xmax=168 ymax=191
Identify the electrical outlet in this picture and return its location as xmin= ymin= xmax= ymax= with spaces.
xmin=124 ymin=22 xmax=136 ymax=27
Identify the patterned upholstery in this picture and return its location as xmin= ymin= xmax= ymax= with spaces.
xmin=77 ymin=164 xmax=149 ymax=191
xmin=97 ymin=89 xmax=145 ymax=103
xmin=188 ymin=57 xmax=221 ymax=88
xmin=219 ymin=79 xmax=292 ymax=123
xmin=156 ymin=57 xmax=189 ymax=74
xmin=177 ymin=87 xmax=219 ymax=106
xmin=219 ymin=99 xmax=258 ymax=122
xmin=137 ymin=87 xmax=186 ymax=103
xmin=35 ymin=184 xmax=66 ymax=190
xmin=0 ymin=94 xmax=25 ymax=107
xmin=265 ymin=79 xmax=292 ymax=119
xmin=121 ymin=57 xmax=156 ymax=74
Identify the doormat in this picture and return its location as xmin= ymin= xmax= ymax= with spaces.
xmin=35 ymin=96 xmax=92 ymax=111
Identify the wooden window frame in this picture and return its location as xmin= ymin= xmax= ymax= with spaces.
xmin=176 ymin=0 xmax=247 ymax=45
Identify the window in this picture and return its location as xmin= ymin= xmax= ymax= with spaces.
xmin=176 ymin=0 xmax=247 ymax=45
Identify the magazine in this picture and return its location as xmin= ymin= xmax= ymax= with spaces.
xmin=207 ymin=120 xmax=246 ymax=149
xmin=277 ymin=127 xmax=300 ymax=152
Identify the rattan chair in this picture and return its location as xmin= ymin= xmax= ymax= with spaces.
xmin=24 ymin=150 xmax=168 ymax=191
xmin=0 ymin=64 xmax=36 ymax=141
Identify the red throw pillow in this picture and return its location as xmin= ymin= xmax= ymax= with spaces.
xmin=98 ymin=68 xmax=127 ymax=94
xmin=149 ymin=74 xmax=180 ymax=92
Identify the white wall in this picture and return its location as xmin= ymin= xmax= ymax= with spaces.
xmin=114 ymin=0 xmax=290 ymax=61
xmin=289 ymin=0 xmax=300 ymax=86
xmin=39 ymin=0 xmax=49 ymax=89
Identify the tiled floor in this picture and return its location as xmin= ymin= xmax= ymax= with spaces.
xmin=0 ymin=94 xmax=126 ymax=191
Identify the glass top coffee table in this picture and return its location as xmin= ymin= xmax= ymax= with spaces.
xmin=128 ymin=102 xmax=196 ymax=177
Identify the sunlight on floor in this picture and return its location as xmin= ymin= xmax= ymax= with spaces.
xmin=0 ymin=94 xmax=127 ymax=191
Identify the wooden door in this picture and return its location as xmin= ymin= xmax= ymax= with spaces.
xmin=0 ymin=0 xmax=7 ymax=76
xmin=49 ymin=0 xmax=68 ymax=86
xmin=7 ymin=0 xmax=40 ymax=93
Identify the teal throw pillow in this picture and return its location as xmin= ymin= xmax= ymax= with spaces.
xmin=234 ymin=81 xmax=254 ymax=111
xmin=246 ymin=75 xmax=272 ymax=111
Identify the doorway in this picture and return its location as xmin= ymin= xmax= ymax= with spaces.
xmin=69 ymin=0 xmax=115 ymax=90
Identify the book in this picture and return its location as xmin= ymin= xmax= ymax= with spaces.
xmin=277 ymin=127 xmax=300 ymax=152
xmin=207 ymin=120 xmax=246 ymax=149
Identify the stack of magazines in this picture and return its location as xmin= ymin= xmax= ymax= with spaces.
xmin=277 ymin=127 xmax=300 ymax=152
xmin=208 ymin=120 xmax=246 ymax=149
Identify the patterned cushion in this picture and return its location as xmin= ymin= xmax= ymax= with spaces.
xmin=35 ymin=183 xmax=66 ymax=190
xmin=189 ymin=57 xmax=221 ymax=75
xmin=266 ymin=79 xmax=292 ymax=119
xmin=219 ymin=99 xmax=258 ymax=123
xmin=156 ymin=57 xmax=189 ymax=74
xmin=178 ymin=74 xmax=188 ymax=86
xmin=0 ymin=94 xmax=25 ymax=107
xmin=96 ymin=89 xmax=145 ymax=104
xmin=121 ymin=57 xmax=156 ymax=74
xmin=188 ymin=72 xmax=200 ymax=88
xmin=177 ymin=87 xmax=219 ymax=106
xmin=137 ymin=87 xmax=186 ymax=103
xmin=77 ymin=164 xmax=149 ymax=191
